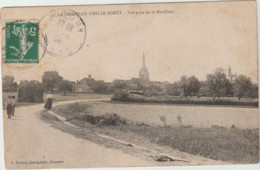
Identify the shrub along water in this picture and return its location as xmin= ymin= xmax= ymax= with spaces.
xmin=54 ymin=102 xmax=127 ymax=126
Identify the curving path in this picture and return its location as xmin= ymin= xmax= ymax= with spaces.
xmin=4 ymin=99 xmax=155 ymax=169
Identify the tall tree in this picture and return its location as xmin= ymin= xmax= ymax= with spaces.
xmin=2 ymin=75 xmax=17 ymax=91
xmin=144 ymin=84 xmax=162 ymax=96
xmin=166 ymin=82 xmax=181 ymax=96
xmin=112 ymin=79 xmax=127 ymax=89
xmin=188 ymin=76 xmax=201 ymax=97
xmin=93 ymin=80 xmax=108 ymax=93
xmin=199 ymin=81 xmax=211 ymax=97
xmin=42 ymin=71 xmax=63 ymax=93
xmin=58 ymin=80 xmax=73 ymax=95
xmin=206 ymin=68 xmax=229 ymax=100
xmin=246 ymin=83 xmax=258 ymax=100
xmin=179 ymin=75 xmax=200 ymax=97
xmin=234 ymin=75 xmax=253 ymax=100
xmin=179 ymin=76 xmax=189 ymax=97
xmin=225 ymin=81 xmax=234 ymax=97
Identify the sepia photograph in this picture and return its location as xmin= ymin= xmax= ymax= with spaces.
xmin=0 ymin=0 xmax=259 ymax=169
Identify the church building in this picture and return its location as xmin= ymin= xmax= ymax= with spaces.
xmin=139 ymin=54 xmax=149 ymax=81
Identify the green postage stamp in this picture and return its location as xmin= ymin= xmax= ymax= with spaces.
xmin=5 ymin=22 xmax=38 ymax=63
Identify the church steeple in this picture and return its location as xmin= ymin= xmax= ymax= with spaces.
xmin=139 ymin=53 xmax=149 ymax=81
xmin=142 ymin=53 xmax=146 ymax=68
xmin=227 ymin=66 xmax=237 ymax=82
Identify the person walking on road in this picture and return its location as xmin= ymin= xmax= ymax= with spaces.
xmin=11 ymin=96 xmax=16 ymax=116
xmin=6 ymin=96 xmax=13 ymax=119
xmin=44 ymin=92 xmax=55 ymax=111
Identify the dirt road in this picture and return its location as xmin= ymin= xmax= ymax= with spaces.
xmin=4 ymin=99 xmax=156 ymax=169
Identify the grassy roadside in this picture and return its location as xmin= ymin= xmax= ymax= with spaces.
xmin=52 ymin=102 xmax=259 ymax=164
xmin=111 ymin=125 xmax=259 ymax=163
xmin=2 ymin=91 xmax=112 ymax=109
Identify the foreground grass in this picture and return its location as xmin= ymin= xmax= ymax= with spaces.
xmin=111 ymin=125 xmax=259 ymax=163
xmin=53 ymin=102 xmax=259 ymax=164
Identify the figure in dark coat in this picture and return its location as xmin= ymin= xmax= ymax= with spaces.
xmin=6 ymin=96 xmax=12 ymax=119
xmin=11 ymin=96 xmax=15 ymax=116
xmin=44 ymin=93 xmax=55 ymax=110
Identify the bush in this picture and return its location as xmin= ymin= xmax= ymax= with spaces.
xmin=66 ymin=102 xmax=92 ymax=114
xmin=78 ymin=113 xmax=128 ymax=126
xmin=18 ymin=81 xmax=44 ymax=103
xmin=55 ymin=102 xmax=127 ymax=126
xmin=211 ymin=125 xmax=226 ymax=130
xmin=111 ymin=90 xmax=129 ymax=101
xmin=136 ymin=122 xmax=150 ymax=126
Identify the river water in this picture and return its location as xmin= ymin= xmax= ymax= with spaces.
xmin=93 ymin=102 xmax=259 ymax=129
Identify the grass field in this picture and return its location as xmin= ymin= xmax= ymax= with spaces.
xmin=51 ymin=102 xmax=259 ymax=164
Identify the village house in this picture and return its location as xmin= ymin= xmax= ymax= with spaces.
xmin=73 ymin=75 xmax=96 ymax=93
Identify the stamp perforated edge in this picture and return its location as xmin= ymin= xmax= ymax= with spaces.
xmin=2 ymin=19 xmax=40 ymax=65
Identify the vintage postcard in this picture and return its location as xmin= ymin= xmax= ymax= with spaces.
xmin=1 ymin=0 xmax=259 ymax=169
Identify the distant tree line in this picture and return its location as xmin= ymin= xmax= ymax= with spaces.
xmin=110 ymin=67 xmax=258 ymax=100
xmin=3 ymin=71 xmax=73 ymax=96
xmin=2 ymin=67 xmax=258 ymax=101
xmin=42 ymin=71 xmax=73 ymax=95
xmin=166 ymin=68 xmax=258 ymax=100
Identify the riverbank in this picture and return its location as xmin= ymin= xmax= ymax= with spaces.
xmin=112 ymin=94 xmax=258 ymax=107
xmin=49 ymin=102 xmax=259 ymax=164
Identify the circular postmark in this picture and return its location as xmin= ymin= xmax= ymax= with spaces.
xmin=2 ymin=20 xmax=47 ymax=70
xmin=39 ymin=9 xmax=86 ymax=57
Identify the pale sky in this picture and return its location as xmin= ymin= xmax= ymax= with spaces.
xmin=2 ymin=1 xmax=258 ymax=83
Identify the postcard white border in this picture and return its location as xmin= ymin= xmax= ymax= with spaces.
xmin=0 ymin=1 xmax=259 ymax=170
